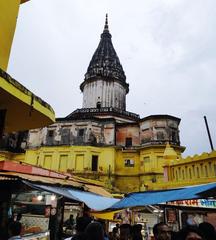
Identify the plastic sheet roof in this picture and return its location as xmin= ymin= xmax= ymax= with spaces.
xmin=1 ymin=171 xmax=82 ymax=188
xmin=23 ymin=181 xmax=119 ymax=211
xmin=110 ymin=182 xmax=216 ymax=209
xmin=0 ymin=169 xmax=112 ymax=197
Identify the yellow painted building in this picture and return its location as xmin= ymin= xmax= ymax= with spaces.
xmin=22 ymin=143 xmax=183 ymax=193
xmin=163 ymin=149 xmax=216 ymax=188
xmin=21 ymin=142 xmax=216 ymax=193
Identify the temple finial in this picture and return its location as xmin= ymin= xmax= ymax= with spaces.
xmin=104 ymin=13 xmax=109 ymax=31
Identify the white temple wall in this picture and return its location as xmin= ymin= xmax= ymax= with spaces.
xmin=82 ymin=80 xmax=126 ymax=110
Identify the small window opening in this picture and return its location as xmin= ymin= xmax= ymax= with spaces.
xmin=97 ymin=102 xmax=101 ymax=109
xmin=125 ymin=137 xmax=132 ymax=147
xmin=92 ymin=155 xmax=98 ymax=171
xmin=78 ymin=129 xmax=84 ymax=137
xmin=124 ymin=159 xmax=134 ymax=167
xmin=48 ymin=130 xmax=54 ymax=137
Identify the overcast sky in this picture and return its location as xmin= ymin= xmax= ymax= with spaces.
xmin=8 ymin=0 xmax=216 ymax=157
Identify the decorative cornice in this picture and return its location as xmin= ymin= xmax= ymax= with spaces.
xmin=66 ymin=107 xmax=140 ymax=121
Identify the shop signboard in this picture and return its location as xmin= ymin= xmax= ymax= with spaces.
xmin=166 ymin=199 xmax=216 ymax=209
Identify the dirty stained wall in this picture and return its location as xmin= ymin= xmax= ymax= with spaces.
xmin=116 ymin=124 xmax=140 ymax=147
xmin=27 ymin=119 xmax=116 ymax=148
xmin=140 ymin=118 xmax=180 ymax=145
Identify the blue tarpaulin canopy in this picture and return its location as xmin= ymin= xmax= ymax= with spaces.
xmin=110 ymin=182 xmax=216 ymax=209
xmin=23 ymin=181 xmax=216 ymax=211
xmin=23 ymin=181 xmax=119 ymax=211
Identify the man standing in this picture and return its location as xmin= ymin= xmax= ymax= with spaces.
xmin=153 ymin=223 xmax=171 ymax=240
xmin=8 ymin=221 xmax=22 ymax=240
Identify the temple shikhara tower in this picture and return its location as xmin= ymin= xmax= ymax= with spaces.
xmin=10 ymin=15 xmax=185 ymax=193
xmin=70 ymin=15 xmax=138 ymax=123
xmin=81 ymin=15 xmax=128 ymax=111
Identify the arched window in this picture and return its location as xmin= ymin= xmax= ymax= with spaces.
xmin=175 ymin=170 xmax=178 ymax=180
xmin=192 ymin=165 xmax=195 ymax=176
xmin=200 ymin=164 xmax=203 ymax=176
xmin=185 ymin=167 xmax=188 ymax=179
xmin=171 ymin=131 xmax=176 ymax=141
xmin=189 ymin=168 xmax=192 ymax=179
xmin=205 ymin=165 xmax=208 ymax=177
xmin=96 ymin=101 xmax=101 ymax=109
xmin=197 ymin=167 xmax=200 ymax=178
xmin=208 ymin=162 xmax=212 ymax=175
xmin=182 ymin=169 xmax=185 ymax=179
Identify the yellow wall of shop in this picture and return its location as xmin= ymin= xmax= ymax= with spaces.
xmin=22 ymin=144 xmax=184 ymax=192
xmin=0 ymin=0 xmax=21 ymax=70
xmin=24 ymin=146 xmax=116 ymax=175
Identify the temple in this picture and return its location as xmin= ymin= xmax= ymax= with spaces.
xmin=3 ymin=15 xmax=185 ymax=193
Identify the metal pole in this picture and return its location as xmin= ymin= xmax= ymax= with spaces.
xmin=204 ymin=116 xmax=214 ymax=151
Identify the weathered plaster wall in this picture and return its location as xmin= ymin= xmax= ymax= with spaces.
xmin=140 ymin=118 xmax=180 ymax=145
xmin=116 ymin=125 xmax=140 ymax=146
xmin=27 ymin=120 xmax=115 ymax=148
xmin=82 ymin=80 xmax=126 ymax=110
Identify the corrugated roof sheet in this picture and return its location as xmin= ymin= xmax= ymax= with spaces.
xmin=0 ymin=171 xmax=112 ymax=197
xmin=0 ymin=171 xmax=82 ymax=188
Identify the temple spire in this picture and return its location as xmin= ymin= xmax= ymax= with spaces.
xmin=104 ymin=14 xmax=109 ymax=32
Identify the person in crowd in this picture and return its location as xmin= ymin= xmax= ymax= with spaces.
xmin=71 ymin=216 xmax=92 ymax=240
xmin=199 ymin=222 xmax=216 ymax=240
xmin=116 ymin=224 xmax=120 ymax=236
xmin=8 ymin=221 xmax=22 ymax=240
xmin=110 ymin=227 xmax=120 ymax=240
xmin=16 ymin=213 xmax=22 ymax=222
xmin=116 ymin=224 xmax=120 ymax=228
xmin=176 ymin=226 xmax=204 ymax=240
xmin=85 ymin=222 xmax=104 ymax=240
xmin=131 ymin=224 xmax=142 ymax=240
xmin=64 ymin=214 xmax=75 ymax=230
xmin=98 ymin=220 xmax=109 ymax=240
xmin=119 ymin=224 xmax=132 ymax=240
xmin=153 ymin=223 xmax=171 ymax=240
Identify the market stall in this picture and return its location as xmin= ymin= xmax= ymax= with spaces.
xmin=0 ymin=161 xmax=117 ymax=240
xmin=162 ymin=198 xmax=216 ymax=231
